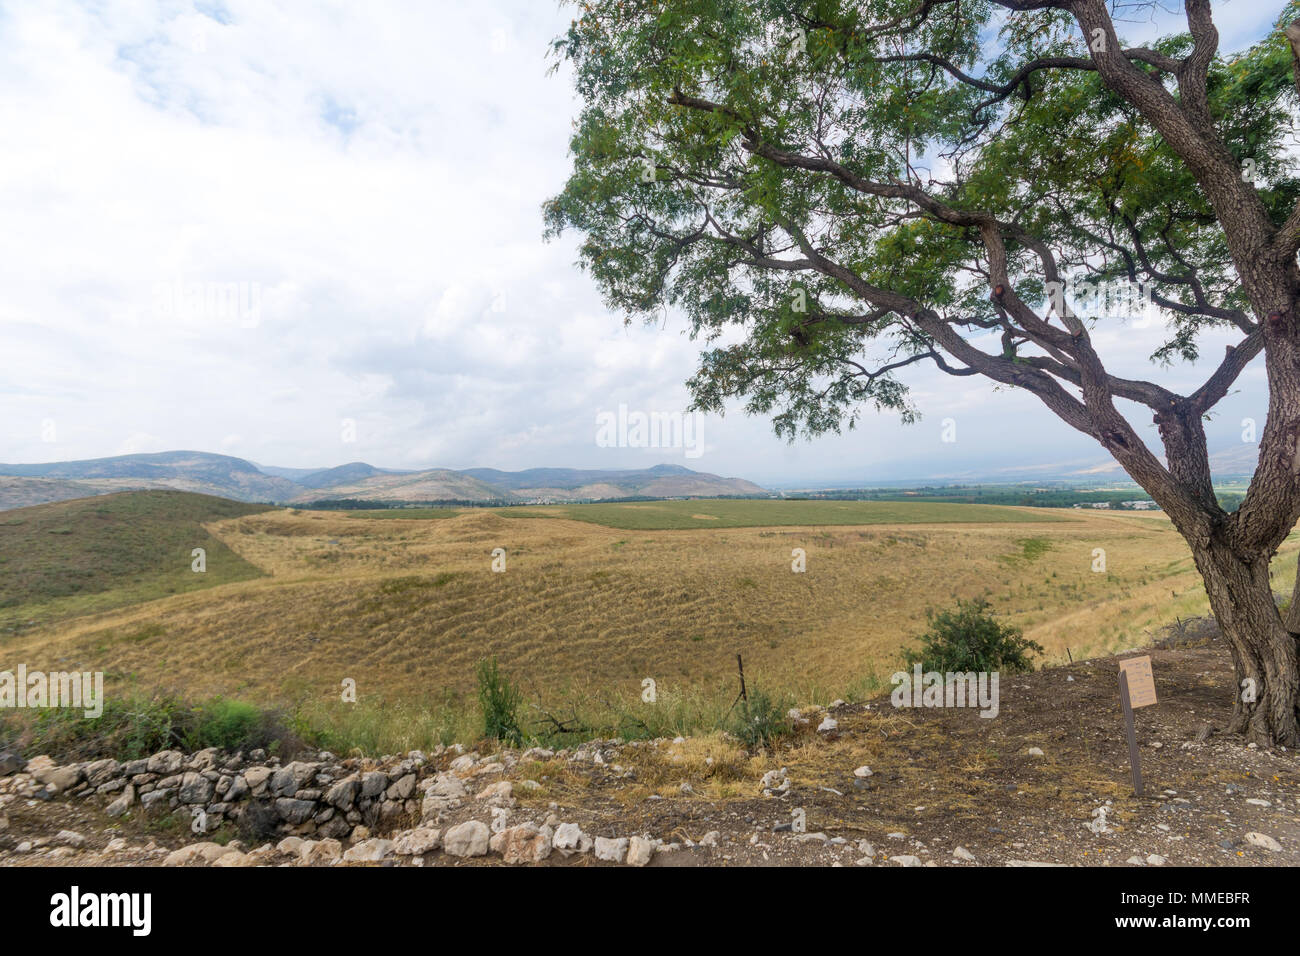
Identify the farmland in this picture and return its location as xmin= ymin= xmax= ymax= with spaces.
xmin=4 ymin=491 xmax=1295 ymax=752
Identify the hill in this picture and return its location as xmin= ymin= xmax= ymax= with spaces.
xmin=0 ymin=452 xmax=767 ymax=510
xmin=0 ymin=490 xmax=273 ymax=630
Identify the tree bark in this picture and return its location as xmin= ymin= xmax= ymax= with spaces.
xmin=1286 ymin=557 xmax=1300 ymax=637
xmin=1193 ymin=538 xmax=1300 ymax=746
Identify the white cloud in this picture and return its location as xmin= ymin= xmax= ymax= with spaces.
xmin=0 ymin=0 xmax=1276 ymax=485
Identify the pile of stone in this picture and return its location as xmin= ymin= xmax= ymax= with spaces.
xmin=0 ymin=745 xmax=666 ymax=866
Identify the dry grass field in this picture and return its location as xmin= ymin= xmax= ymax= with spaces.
xmin=8 ymin=497 xmax=1298 ymax=747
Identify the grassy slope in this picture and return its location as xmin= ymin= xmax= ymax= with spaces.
xmin=496 ymin=498 xmax=1070 ymax=530
xmin=7 ymin=497 xmax=1297 ymax=752
xmin=0 ymin=490 xmax=273 ymax=629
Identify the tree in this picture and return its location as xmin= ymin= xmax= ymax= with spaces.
xmin=545 ymin=0 xmax=1300 ymax=745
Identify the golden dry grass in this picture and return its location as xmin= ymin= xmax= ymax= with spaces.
xmin=7 ymin=504 xmax=1297 ymax=718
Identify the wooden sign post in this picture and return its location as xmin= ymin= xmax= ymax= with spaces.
xmin=1118 ymin=656 xmax=1158 ymax=797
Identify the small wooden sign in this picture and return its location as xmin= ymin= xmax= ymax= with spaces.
xmin=1117 ymin=656 xmax=1158 ymax=797
xmin=1119 ymin=656 xmax=1157 ymax=708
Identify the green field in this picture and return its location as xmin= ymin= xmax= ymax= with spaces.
xmin=345 ymin=507 xmax=463 ymax=520
xmin=0 ymin=490 xmax=273 ymax=630
xmin=493 ymin=498 xmax=1073 ymax=530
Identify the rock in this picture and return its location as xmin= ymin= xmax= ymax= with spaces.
xmin=490 ymin=823 xmax=553 ymax=864
xmin=0 ymin=752 xmax=25 ymax=776
xmin=325 ymin=775 xmax=361 ymax=809
xmin=853 ymin=766 xmax=873 ymax=778
xmin=387 ymin=773 xmax=416 ymax=801
xmin=553 ymin=823 xmax=592 ymax=857
xmin=443 ymin=820 xmax=490 ymax=858
xmin=593 ymin=836 xmax=628 ymax=863
xmin=54 ymin=830 xmax=85 ymax=848
xmin=189 ymin=748 xmax=221 ymax=771
xmin=700 ymin=831 xmax=720 ymax=847
xmin=1005 ymin=860 xmax=1067 ymax=867
xmin=274 ymin=798 xmax=317 ymax=825
xmin=1244 ymin=832 xmax=1283 ymax=852
xmin=953 ymin=846 xmax=975 ymax=862
xmin=139 ymin=788 xmax=175 ymax=811
xmin=360 ymin=771 xmax=388 ymax=799
xmin=1027 ymin=747 xmax=1045 ymax=757
xmin=420 ymin=773 xmax=468 ymax=820
xmin=626 ymin=836 xmax=656 ymax=866
xmin=276 ymin=837 xmax=305 ymax=856
xmin=212 ymin=851 xmax=257 ymax=868
xmin=476 ymin=780 xmax=515 ymax=807
xmin=342 ymin=838 xmax=394 ymax=863
xmin=817 ymin=717 xmax=838 ymax=733
xmin=163 ymin=842 xmax=234 ymax=867
xmin=105 ymin=785 xmax=135 ymax=818
xmin=243 ymin=766 xmax=273 ymax=795
xmin=224 ymin=775 xmax=249 ymax=802
xmin=890 ymin=855 xmax=922 ymax=867
xmin=146 ymin=751 xmax=184 ymax=775
xmin=1146 ymin=854 xmax=1167 ymax=866
xmin=32 ymin=764 xmax=83 ymax=792
xmin=84 ymin=759 xmax=119 ymax=786
xmin=393 ymin=828 xmax=441 ymax=855
xmin=269 ymin=762 xmax=318 ymax=797
xmin=178 ymin=772 xmax=215 ymax=805
xmin=300 ymin=838 xmax=343 ymax=865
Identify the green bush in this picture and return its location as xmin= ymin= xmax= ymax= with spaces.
xmin=726 ymin=688 xmax=792 ymax=750
xmin=906 ymin=598 xmax=1043 ymax=674
xmin=476 ymin=657 xmax=525 ymax=747
xmin=1 ymin=694 xmax=299 ymax=762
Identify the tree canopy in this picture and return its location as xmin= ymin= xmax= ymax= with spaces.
xmin=547 ymin=0 xmax=1300 ymax=745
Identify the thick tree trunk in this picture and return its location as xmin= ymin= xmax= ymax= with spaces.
xmin=1193 ymin=539 xmax=1300 ymax=746
xmin=1286 ymin=557 xmax=1300 ymax=637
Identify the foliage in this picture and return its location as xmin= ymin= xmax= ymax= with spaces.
xmin=726 ymin=687 xmax=793 ymax=750
xmin=477 ymin=657 xmax=526 ymax=747
xmin=906 ymin=598 xmax=1043 ymax=673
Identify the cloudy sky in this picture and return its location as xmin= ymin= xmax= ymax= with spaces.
xmin=0 ymin=1 xmax=1280 ymax=487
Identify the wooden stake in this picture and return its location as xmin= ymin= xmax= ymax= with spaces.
xmin=736 ymin=653 xmax=748 ymax=702
xmin=1119 ymin=669 xmax=1144 ymax=797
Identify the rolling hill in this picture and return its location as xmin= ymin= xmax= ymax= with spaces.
xmin=0 ymin=451 xmax=768 ymax=510
xmin=0 ymin=490 xmax=273 ymax=629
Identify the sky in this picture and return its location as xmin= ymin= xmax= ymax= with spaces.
xmin=0 ymin=0 xmax=1283 ymax=487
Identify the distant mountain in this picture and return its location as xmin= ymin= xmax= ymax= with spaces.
xmin=293 ymin=462 xmax=389 ymax=489
xmin=0 ymin=451 xmax=301 ymax=505
xmin=0 ymin=452 xmax=767 ymax=510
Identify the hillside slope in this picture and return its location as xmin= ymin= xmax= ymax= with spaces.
xmin=0 ymin=490 xmax=273 ymax=630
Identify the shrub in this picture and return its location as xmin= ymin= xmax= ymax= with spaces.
xmin=476 ymin=657 xmax=525 ymax=747
xmin=726 ymin=687 xmax=791 ymax=751
xmin=906 ymin=598 xmax=1043 ymax=674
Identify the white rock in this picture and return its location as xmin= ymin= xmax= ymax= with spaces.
xmin=553 ymin=822 xmax=593 ymax=856
xmin=342 ymin=838 xmax=394 ymax=863
xmin=593 ymin=836 xmax=628 ymax=862
xmin=443 ymin=820 xmax=490 ymax=857
xmin=1027 ymin=747 xmax=1044 ymax=757
xmin=853 ymin=766 xmax=873 ymax=778
xmin=626 ymin=836 xmax=657 ymax=866
xmin=393 ymin=828 xmax=441 ymax=856
xmin=890 ymin=855 xmax=922 ymax=867
xmin=817 ymin=717 xmax=838 ymax=733
xmin=1244 ymin=831 xmax=1283 ymax=852
xmin=953 ymin=846 xmax=975 ymax=862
